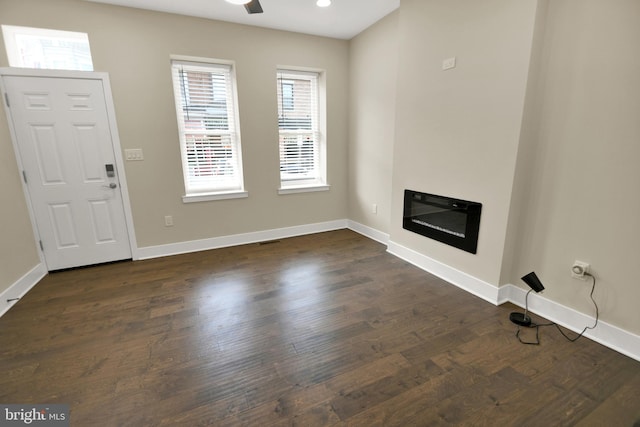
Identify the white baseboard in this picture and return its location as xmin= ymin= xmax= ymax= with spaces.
xmin=387 ymin=240 xmax=500 ymax=305
xmin=137 ymin=219 xmax=349 ymax=260
xmin=0 ymin=263 xmax=47 ymax=318
xmin=347 ymin=220 xmax=390 ymax=245
xmin=501 ymin=284 xmax=640 ymax=362
xmin=4 ymin=222 xmax=639 ymax=362
xmin=386 ymin=239 xmax=640 ymax=362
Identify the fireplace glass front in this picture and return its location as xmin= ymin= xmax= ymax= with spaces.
xmin=403 ymin=189 xmax=482 ymax=254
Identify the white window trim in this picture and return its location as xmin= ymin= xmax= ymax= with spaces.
xmin=182 ymin=190 xmax=248 ymax=203
xmin=170 ymin=55 xmax=247 ymax=202
xmin=277 ymin=66 xmax=327 ymax=194
xmin=278 ymin=184 xmax=330 ymax=195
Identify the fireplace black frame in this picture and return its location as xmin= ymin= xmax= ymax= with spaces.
xmin=403 ymin=189 xmax=482 ymax=254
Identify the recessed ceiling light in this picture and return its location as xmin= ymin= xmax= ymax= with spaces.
xmin=226 ymin=0 xmax=251 ymax=5
xmin=317 ymin=0 xmax=331 ymax=7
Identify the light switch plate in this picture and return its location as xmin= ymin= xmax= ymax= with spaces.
xmin=125 ymin=148 xmax=144 ymax=161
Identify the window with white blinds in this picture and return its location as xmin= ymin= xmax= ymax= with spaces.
xmin=171 ymin=59 xmax=245 ymax=197
xmin=276 ymin=69 xmax=325 ymax=188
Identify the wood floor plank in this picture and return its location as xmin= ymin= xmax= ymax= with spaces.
xmin=1 ymin=229 xmax=638 ymax=426
xmin=575 ymin=370 xmax=640 ymax=426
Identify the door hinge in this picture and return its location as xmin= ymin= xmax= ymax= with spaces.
xmin=39 ymin=240 xmax=44 ymax=251
xmin=22 ymin=170 xmax=28 ymax=184
xmin=4 ymin=92 xmax=9 ymax=108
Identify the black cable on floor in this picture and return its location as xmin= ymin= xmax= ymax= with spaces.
xmin=515 ymin=273 xmax=598 ymax=345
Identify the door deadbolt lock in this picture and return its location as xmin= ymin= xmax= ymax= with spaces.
xmin=105 ymin=164 xmax=115 ymax=177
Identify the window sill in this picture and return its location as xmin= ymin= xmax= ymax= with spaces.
xmin=278 ymin=184 xmax=330 ymax=195
xmin=182 ymin=191 xmax=248 ymax=203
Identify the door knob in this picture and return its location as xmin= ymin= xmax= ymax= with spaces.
xmin=103 ymin=183 xmax=117 ymax=189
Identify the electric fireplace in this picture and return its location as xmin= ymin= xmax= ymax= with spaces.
xmin=403 ymin=189 xmax=482 ymax=254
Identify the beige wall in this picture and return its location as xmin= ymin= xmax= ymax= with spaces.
xmin=389 ymin=0 xmax=540 ymax=285
xmin=0 ymin=2 xmax=40 ymax=291
xmin=500 ymin=0 xmax=549 ymax=285
xmin=0 ymin=0 xmax=349 ymax=253
xmin=386 ymin=0 xmax=640 ymax=335
xmin=0 ymin=97 xmax=40 ymax=291
xmin=509 ymin=0 xmax=640 ymax=334
xmin=348 ymin=11 xmax=398 ymax=234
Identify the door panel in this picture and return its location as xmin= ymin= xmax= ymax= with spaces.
xmin=3 ymin=75 xmax=132 ymax=270
xmin=74 ymin=124 xmax=103 ymax=182
xmin=32 ymin=124 xmax=66 ymax=184
xmin=49 ymin=202 xmax=78 ymax=248
xmin=23 ymin=91 xmax=51 ymax=110
xmin=67 ymin=93 xmax=93 ymax=111
xmin=88 ymin=199 xmax=116 ymax=243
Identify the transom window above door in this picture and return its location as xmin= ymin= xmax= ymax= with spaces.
xmin=1 ymin=25 xmax=94 ymax=71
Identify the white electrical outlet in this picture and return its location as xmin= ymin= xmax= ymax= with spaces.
xmin=164 ymin=215 xmax=173 ymax=227
xmin=372 ymin=203 xmax=378 ymax=214
xmin=571 ymin=260 xmax=590 ymax=279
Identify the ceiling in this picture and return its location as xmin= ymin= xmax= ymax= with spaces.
xmin=85 ymin=0 xmax=400 ymax=40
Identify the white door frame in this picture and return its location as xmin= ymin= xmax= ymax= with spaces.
xmin=0 ymin=68 xmax=139 ymax=268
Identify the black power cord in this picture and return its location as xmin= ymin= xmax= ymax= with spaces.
xmin=515 ymin=273 xmax=599 ymax=345
xmin=514 ymin=289 xmax=545 ymax=345
xmin=551 ymin=273 xmax=599 ymax=341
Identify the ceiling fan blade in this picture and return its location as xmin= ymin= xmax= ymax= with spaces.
xmin=244 ymin=0 xmax=263 ymax=14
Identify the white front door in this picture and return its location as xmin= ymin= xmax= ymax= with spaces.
xmin=2 ymin=74 xmax=132 ymax=270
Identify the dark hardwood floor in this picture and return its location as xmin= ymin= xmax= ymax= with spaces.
xmin=1 ymin=229 xmax=639 ymax=426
